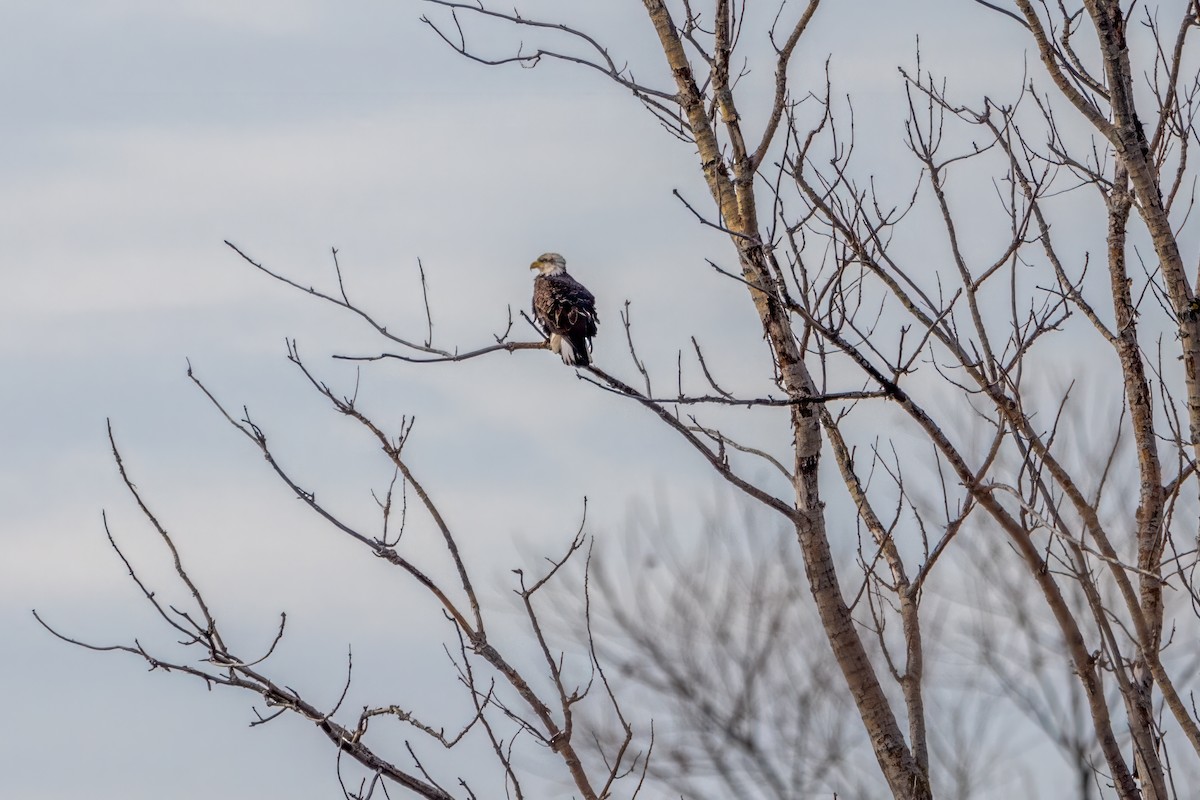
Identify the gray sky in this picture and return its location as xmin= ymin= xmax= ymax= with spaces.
xmin=2 ymin=2 xmax=1068 ymax=797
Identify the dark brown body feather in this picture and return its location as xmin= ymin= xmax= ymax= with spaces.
xmin=532 ymin=272 xmax=598 ymax=366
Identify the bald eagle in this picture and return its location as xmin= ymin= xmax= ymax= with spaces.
xmin=530 ymin=252 xmax=598 ymax=367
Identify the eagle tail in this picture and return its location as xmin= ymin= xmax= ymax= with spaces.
xmin=558 ymin=335 xmax=591 ymax=367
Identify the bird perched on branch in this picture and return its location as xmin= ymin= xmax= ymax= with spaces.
xmin=530 ymin=252 xmax=598 ymax=366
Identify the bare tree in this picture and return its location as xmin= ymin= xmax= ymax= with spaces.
xmin=37 ymin=373 xmax=653 ymax=799
xmin=565 ymin=491 xmax=1094 ymax=800
xmin=38 ymin=1 xmax=1200 ymax=798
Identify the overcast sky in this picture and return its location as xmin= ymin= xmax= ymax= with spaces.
xmin=1 ymin=2 xmax=1065 ymax=798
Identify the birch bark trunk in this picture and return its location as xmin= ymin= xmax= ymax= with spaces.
xmin=641 ymin=2 xmax=930 ymax=796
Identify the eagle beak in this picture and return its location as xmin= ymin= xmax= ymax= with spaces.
xmin=529 ymin=262 xmax=539 ymax=270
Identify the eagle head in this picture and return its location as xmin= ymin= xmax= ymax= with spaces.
xmin=530 ymin=252 xmax=567 ymax=276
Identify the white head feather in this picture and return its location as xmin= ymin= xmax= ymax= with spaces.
xmin=530 ymin=252 xmax=567 ymax=276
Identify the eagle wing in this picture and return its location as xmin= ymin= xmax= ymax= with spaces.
xmin=533 ymin=273 xmax=599 ymax=365
xmin=533 ymin=273 xmax=598 ymax=338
